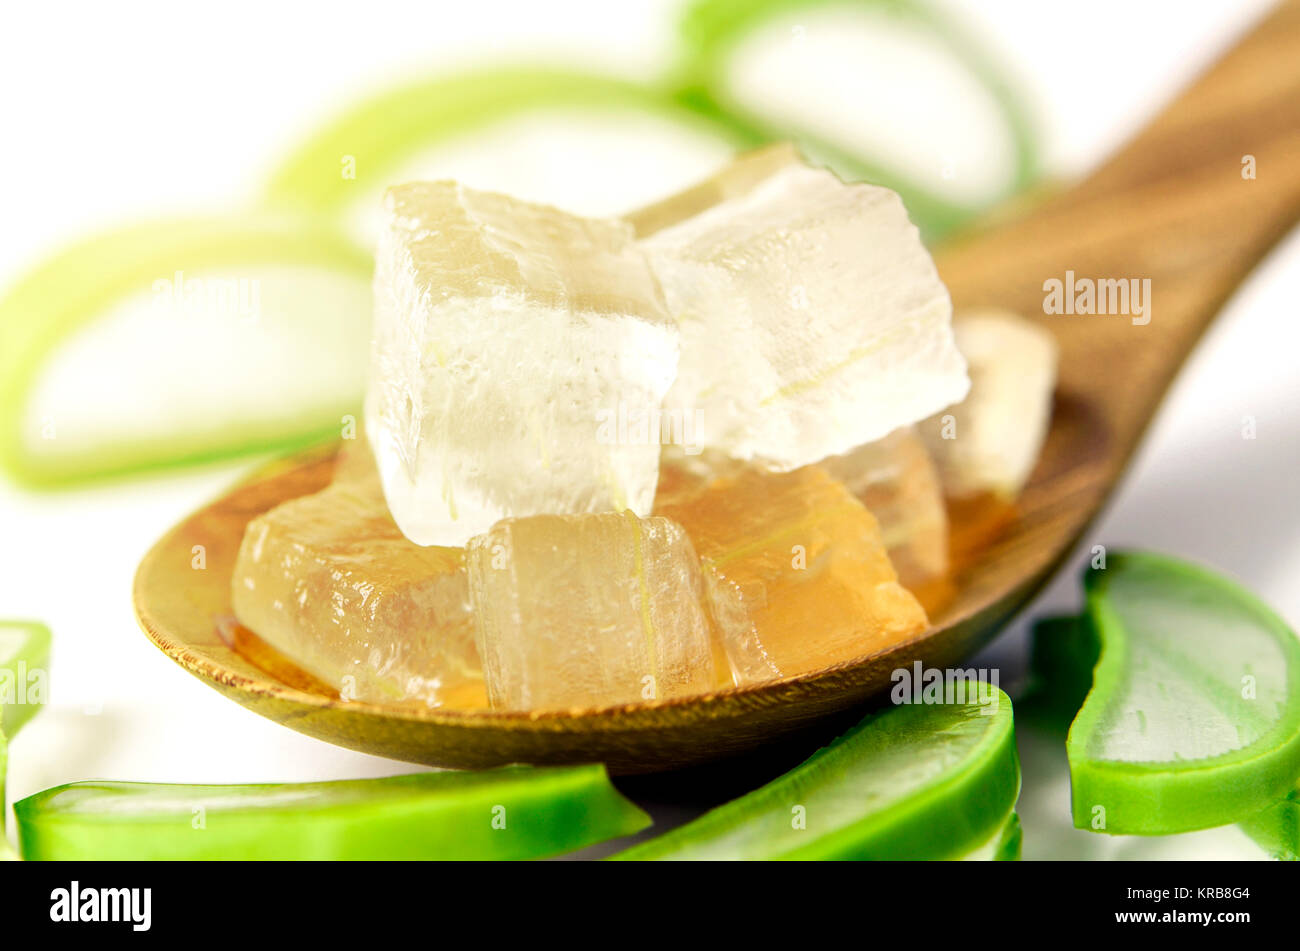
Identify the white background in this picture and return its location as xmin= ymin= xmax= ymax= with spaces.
xmin=1 ymin=1 xmax=1296 ymax=859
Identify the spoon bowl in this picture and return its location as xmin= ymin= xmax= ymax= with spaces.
xmin=133 ymin=3 xmax=1300 ymax=773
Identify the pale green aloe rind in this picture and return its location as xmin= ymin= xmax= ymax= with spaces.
xmin=0 ymin=620 xmax=50 ymax=736
xmin=612 ymin=684 xmax=1018 ymax=860
xmin=673 ymin=0 xmax=1042 ymax=239
xmin=0 ymin=218 xmax=370 ymax=487
xmin=1068 ymin=552 xmax=1300 ymax=836
xmin=15 ymin=765 xmax=650 ymax=861
xmin=1239 ymin=786 xmax=1298 ymax=861
xmin=263 ymin=67 xmax=759 ymax=215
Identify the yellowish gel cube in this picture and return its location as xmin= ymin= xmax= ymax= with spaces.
xmin=820 ymin=427 xmax=949 ymax=589
xmin=231 ymin=460 xmax=483 ymax=708
xmin=656 ymin=464 xmax=929 ymax=685
xmin=468 ymin=512 xmax=716 ymax=710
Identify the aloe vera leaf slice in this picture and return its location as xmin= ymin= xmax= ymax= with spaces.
xmin=263 ymin=67 xmax=757 ymax=221
xmin=15 ymin=765 xmax=650 ymax=861
xmin=0 ymin=217 xmax=371 ymax=487
xmin=1021 ymin=612 xmax=1294 ymax=857
xmin=1239 ymin=785 xmax=1299 ymax=861
xmin=1068 ymin=552 xmax=1300 ymax=836
xmin=672 ymin=0 xmax=1042 ymax=239
xmin=0 ymin=621 xmax=50 ymax=736
xmin=612 ymin=683 xmax=1018 ymax=860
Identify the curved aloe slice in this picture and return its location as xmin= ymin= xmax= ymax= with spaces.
xmin=1069 ymin=553 xmax=1300 ymax=836
xmin=1023 ymin=610 xmax=1296 ymax=857
xmin=0 ymin=620 xmax=49 ymax=735
xmin=264 ymin=67 xmax=754 ymax=231
xmin=673 ymin=0 xmax=1041 ymax=238
xmin=613 ymin=683 xmax=1017 ymax=860
xmin=15 ymin=765 xmax=649 ymax=861
xmin=0 ymin=218 xmax=371 ymax=486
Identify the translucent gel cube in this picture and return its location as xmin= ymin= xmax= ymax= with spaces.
xmin=639 ymin=155 xmax=968 ymax=470
xmin=919 ymin=309 xmax=1058 ymax=499
xmin=627 ymin=142 xmax=803 ymax=238
xmin=367 ymin=181 xmax=680 ymax=546
xmin=655 ymin=464 xmax=929 ymax=685
xmin=231 ymin=477 xmax=484 ymax=708
xmin=467 ymin=512 xmax=716 ymax=710
xmin=820 ymin=427 xmax=949 ymax=590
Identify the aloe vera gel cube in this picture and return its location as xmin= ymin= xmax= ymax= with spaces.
xmin=468 ymin=512 xmax=715 ymax=710
xmin=641 ymin=159 xmax=968 ymax=470
xmin=366 ymin=182 xmax=680 ymax=546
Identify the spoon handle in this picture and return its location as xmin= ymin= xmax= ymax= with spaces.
xmin=936 ymin=0 xmax=1300 ymax=476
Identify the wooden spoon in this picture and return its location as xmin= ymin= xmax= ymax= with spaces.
xmin=133 ymin=2 xmax=1300 ymax=773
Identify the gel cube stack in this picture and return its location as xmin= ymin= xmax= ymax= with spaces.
xmin=232 ymin=149 xmax=991 ymax=714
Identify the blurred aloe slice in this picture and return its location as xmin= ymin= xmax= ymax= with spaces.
xmin=0 ymin=620 xmax=49 ymax=736
xmin=675 ymin=0 xmax=1040 ymax=238
xmin=1069 ymin=553 xmax=1300 ymax=836
xmin=1017 ymin=614 xmax=1101 ymax=734
xmin=613 ymin=683 xmax=1018 ymax=860
xmin=15 ymin=765 xmax=649 ymax=860
xmin=1240 ymin=785 xmax=1298 ymax=861
xmin=0 ymin=621 xmax=48 ymax=859
xmin=264 ymin=67 xmax=754 ymax=248
xmin=0 ymin=728 xmax=12 ymax=859
xmin=0 ymin=218 xmax=371 ymax=486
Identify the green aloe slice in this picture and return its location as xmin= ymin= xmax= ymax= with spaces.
xmin=1023 ymin=610 xmax=1297 ymax=857
xmin=673 ymin=0 xmax=1041 ymax=239
xmin=613 ymin=683 xmax=1018 ymax=860
xmin=1068 ymin=552 xmax=1300 ymax=836
xmin=0 ymin=217 xmax=371 ymax=487
xmin=0 ymin=620 xmax=49 ymax=735
xmin=264 ymin=67 xmax=756 ymax=233
xmin=15 ymin=765 xmax=650 ymax=861
xmin=1239 ymin=785 xmax=1298 ymax=861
